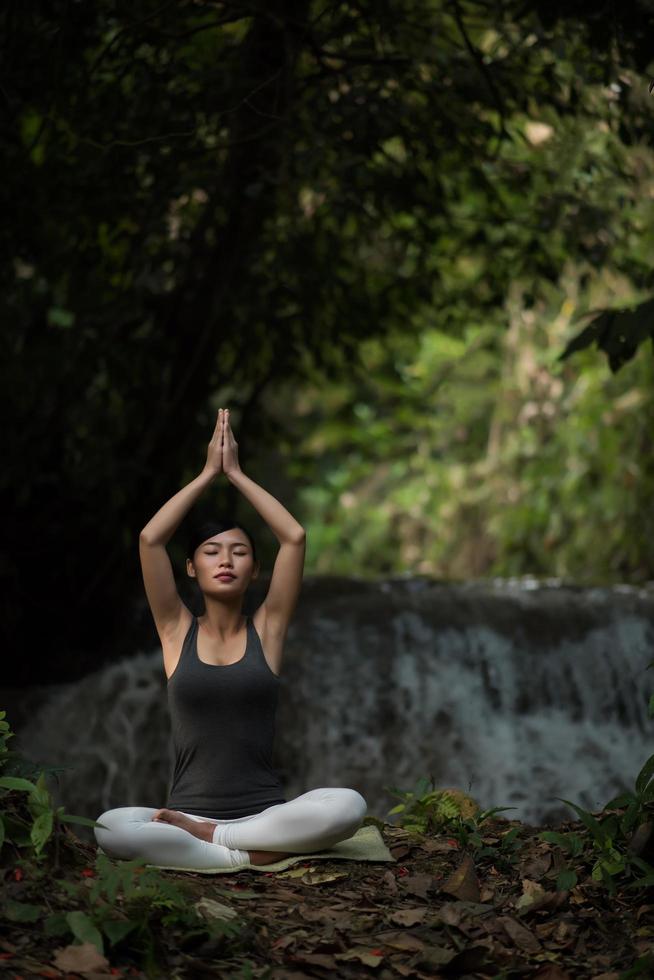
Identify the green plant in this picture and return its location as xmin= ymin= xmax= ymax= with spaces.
xmin=444 ymin=808 xmax=522 ymax=874
xmin=384 ymin=776 xmax=477 ymax=835
xmin=384 ymin=774 xmax=520 ymax=869
xmin=0 ymin=709 xmax=106 ymax=868
xmin=0 ymin=770 xmax=104 ymax=868
xmin=548 ymin=663 xmax=654 ymax=895
xmin=43 ymin=853 xmax=244 ymax=969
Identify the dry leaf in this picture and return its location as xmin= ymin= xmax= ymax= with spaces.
xmin=335 ymin=947 xmax=384 ymax=967
xmin=389 ymin=908 xmax=428 ymax=927
xmin=301 ymin=869 xmax=349 ymax=885
xmin=52 ymin=942 xmax=111 ymax=974
xmin=400 ymin=872 xmax=435 ymax=898
xmin=193 ymin=897 xmax=239 ymax=921
xmin=497 ymin=915 xmax=542 ymax=953
xmin=532 ymin=966 xmax=574 ymax=980
xmin=440 ymin=854 xmax=480 ymax=902
xmin=515 ymin=878 xmax=547 ymax=912
xmin=521 ymin=848 xmax=553 ymax=878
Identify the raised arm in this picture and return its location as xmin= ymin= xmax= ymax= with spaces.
xmin=222 ymin=409 xmax=306 ymax=638
xmin=139 ymin=409 xmax=224 ymax=638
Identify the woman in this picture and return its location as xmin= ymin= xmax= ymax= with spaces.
xmin=94 ymin=407 xmax=367 ymax=870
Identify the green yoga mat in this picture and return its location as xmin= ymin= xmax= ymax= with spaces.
xmin=143 ymin=823 xmax=395 ymax=874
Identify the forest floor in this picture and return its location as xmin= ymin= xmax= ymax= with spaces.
xmin=1 ymin=813 xmax=654 ymax=980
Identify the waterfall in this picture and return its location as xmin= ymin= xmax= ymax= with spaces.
xmin=10 ymin=576 xmax=654 ymax=836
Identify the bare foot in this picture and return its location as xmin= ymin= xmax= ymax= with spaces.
xmin=151 ymin=808 xmax=216 ymax=843
xmin=151 ymin=809 xmax=295 ymax=865
xmin=248 ymin=849 xmax=295 ymax=866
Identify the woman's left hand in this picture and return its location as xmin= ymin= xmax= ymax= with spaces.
xmin=222 ymin=408 xmax=242 ymax=477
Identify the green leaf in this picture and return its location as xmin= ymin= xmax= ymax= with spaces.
xmin=630 ymin=856 xmax=654 ymax=876
xmin=5 ymin=899 xmax=43 ymax=922
xmin=66 ymin=911 xmax=104 ymax=955
xmin=0 ymin=776 xmax=37 ymax=793
xmin=539 ymin=830 xmax=569 ymax=846
xmin=606 ymin=792 xmax=637 ymax=809
xmin=635 ymin=754 xmax=654 ymax=796
xmin=103 ymin=918 xmax=137 ymax=945
xmin=556 ymin=868 xmax=577 ymax=890
xmin=44 ymin=912 xmax=71 ymax=936
xmin=554 ymin=797 xmax=606 ymax=844
xmin=60 ymin=813 xmax=109 ymax=829
xmin=625 ymin=874 xmax=654 ymax=889
xmin=31 ymin=810 xmax=53 ymax=853
xmin=47 ymin=307 xmax=75 ymax=329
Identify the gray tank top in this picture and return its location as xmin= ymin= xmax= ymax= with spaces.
xmin=165 ymin=614 xmax=286 ymax=818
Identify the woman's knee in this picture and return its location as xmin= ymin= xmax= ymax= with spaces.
xmin=93 ymin=807 xmax=147 ymax=854
xmin=322 ymin=788 xmax=367 ymax=836
xmin=339 ymin=789 xmax=367 ymax=828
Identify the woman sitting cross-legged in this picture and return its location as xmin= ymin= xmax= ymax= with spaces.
xmin=94 ymin=407 xmax=367 ymax=870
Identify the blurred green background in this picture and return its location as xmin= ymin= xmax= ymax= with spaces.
xmin=3 ymin=0 xmax=654 ymax=682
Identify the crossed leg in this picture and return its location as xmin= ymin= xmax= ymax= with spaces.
xmin=94 ymin=787 xmax=367 ymax=871
xmin=150 ymin=809 xmax=295 ymax=865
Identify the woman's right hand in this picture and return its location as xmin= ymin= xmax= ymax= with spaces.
xmin=203 ymin=408 xmax=224 ymax=477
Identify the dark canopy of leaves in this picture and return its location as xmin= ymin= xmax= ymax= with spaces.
xmin=2 ymin=0 xmax=653 ymax=683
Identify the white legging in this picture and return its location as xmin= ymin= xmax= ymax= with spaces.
xmin=94 ymin=787 xmax=368 ymax=870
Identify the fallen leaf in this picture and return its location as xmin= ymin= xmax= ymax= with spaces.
xmin=301 ymin=869 xmax=349 ymax=885
xmin=52 ymin=942 xmax=111 ymax=974
xmin=446 ymin=944 xmax=495 ymax=974
xmin=389 ymin=908 xmax=428 ymax=927
xmin=292 ymin=952 xmax=337 ymax=969
xmin=532 ymin=966 xmax=574 ymax=979
xmin=515 ymin=877 xmax=569 ymax=916
xmin=420 ymin=839 xmax=459 ymax=854
xmin=381 ymin=870 xmax=399 ymax=894
xmin=193 ymin=897 xmax=239 ymax=921
xmin=374 ymin=931 xmax=425 ymax=952
xmin=440 ymin=854 xmax=480 ymax=902
xmin=521 ymin=847 xmax=553 ymax=878
xmin=275 ymin=865 xmax=317 ymax=879
xmin=497 ymin=915 xmax=542 ymax=953
xmin=437 ymin=901 xmax=495 ymax=927
xmin=515 ymin=878 xmax=547 ymax=913
xmin=414 ymin=945 xmax=457 ymax=969
xmin=400 ymin=873 xmax=435 ymax=898
xmin=334 ymin=947 xmax=384 ymax=967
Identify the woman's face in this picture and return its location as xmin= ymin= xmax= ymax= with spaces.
xmin=187 ymin=529 xmax=257 ymax=595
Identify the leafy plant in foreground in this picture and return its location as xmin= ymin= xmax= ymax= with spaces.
xmin=548 ymin=666 xmax=654 ymax=894
xmin=0 ymin=710 xmax=245 ymax=975
xmin=384 ymin=775 xmax=479 ymax=834
xmin=384 ymin=774 xmax=521 ymax=869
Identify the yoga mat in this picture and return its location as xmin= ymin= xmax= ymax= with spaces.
xmin=138 ymin=823 xmax=396 ymax=874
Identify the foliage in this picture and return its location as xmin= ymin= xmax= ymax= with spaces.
xmin=0 ymin=710 xmax=245 ymax=974
xmin=3 ymin=0 xmax=654 ymax=674
xmin=385 ymin=777 xmax=472 ymax=835
xmin=0 ymin=707 xmax=102 ymax=867
xmin=542 ymin=664 xmax=654 ymax=895
xmin=270 ymin=260 xmax=654 ymax=582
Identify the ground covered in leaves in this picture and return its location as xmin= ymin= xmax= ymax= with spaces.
xmin=2 ymin=815 xmax=654 ymax=979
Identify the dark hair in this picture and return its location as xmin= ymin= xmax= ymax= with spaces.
xmin=186 ymin=520 xmax=258 ymax=564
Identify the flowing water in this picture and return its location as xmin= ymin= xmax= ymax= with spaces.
xmin=7 ymin=576 xmax=654 ymax=837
